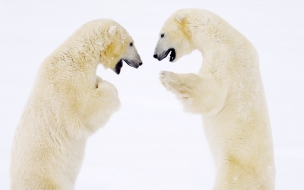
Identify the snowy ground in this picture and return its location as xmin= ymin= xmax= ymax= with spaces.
xmin=1 ymin=0 xmax=304 ymax=189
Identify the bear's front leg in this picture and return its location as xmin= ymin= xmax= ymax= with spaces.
xmin=160 ymin=71 xmax=201 ymax=99
xmin=160 ymin=71 xmax=227 ymax=115
xmin=77 ymin=77 xmax=120 ymax=138
xmin=94 ymin=77 xmax=121 ymax=117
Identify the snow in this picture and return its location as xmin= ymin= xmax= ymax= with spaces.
xmin=1 ymin=0 xmax=303 ymax=189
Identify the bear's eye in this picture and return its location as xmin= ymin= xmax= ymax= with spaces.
xmin=129 ymin=42 xmax=133 ymax=47
xmin=161 ymin=33 xmax=165 ymax=38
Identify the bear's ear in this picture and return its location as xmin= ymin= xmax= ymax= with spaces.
xmin=108 ymin=25 xmax=117 ymax=37
xmin=174 ymin=12 xmax=186 ymax=23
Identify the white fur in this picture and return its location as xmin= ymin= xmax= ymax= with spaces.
xmin=10 ymin=19 xmax=140 ymax=189
xmin=155 ymin=9 xmax=275 ymax=189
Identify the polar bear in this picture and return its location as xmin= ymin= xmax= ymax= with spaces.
xmin=153 ymin=9 xmax=275 ymax=190
xmin=10 ymin=19 xmax=142 ymax=190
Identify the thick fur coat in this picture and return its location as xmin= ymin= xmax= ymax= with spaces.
xmin=154 ymin=9 xmax=275 ymax=190
xmin=10 ymin=19 xmax=142 ymax=190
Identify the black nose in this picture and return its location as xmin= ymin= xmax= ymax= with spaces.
xmin=139 ymin=62 xmax=142 ymax=66
xmin=153 ymin=54 xmax=157 ymax=58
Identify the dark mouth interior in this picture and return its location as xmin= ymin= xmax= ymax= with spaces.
xmin=168 ymin=48 xmax=176 ymax=62
xmin=114 ymin=59 xmax=142 ymax=74
xmin=114 ymin=59 xmax=123 ymax=75
xmin=163 ymin=48 xmax=176 ymax=62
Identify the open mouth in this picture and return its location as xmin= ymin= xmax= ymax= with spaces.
xmin=114 ymin=59 xmax=142 ymax=75
xmin=168 ymin=48 xmax=176 ymax=62
xmin=156 ymin=48 xmax=176 ymax=62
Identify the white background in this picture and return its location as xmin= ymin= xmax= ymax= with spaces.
xmin=0 ymin=0 xmax=303 ymax=189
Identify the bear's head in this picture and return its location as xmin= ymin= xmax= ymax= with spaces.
xmin=103 ymin=23 xmax=142 ymax=74
xmin=84 ymin=19 xmax=142 ymax=75
xmin=153 ymin=9 xmax=195 ymax=62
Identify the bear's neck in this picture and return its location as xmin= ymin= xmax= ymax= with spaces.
xmin=67 ymin=37 xmax=101 ymax=67
xmin=41 ymin=38 xmax=101 ymax=89
xmin=189 ymin=17 xmax=255 ymax=76
xmin=191 ymin=20 xmax=243 ymax=56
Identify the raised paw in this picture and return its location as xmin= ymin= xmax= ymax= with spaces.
xmin=96 ymin=79 xmax=118 ymax=97
xmin=95 ymin=76 xmax=104 ymax=88
xmin=159 ymin=71 xmax=191 ymax=98
xmin=96 ymin=76 xmax=103 ymax=83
